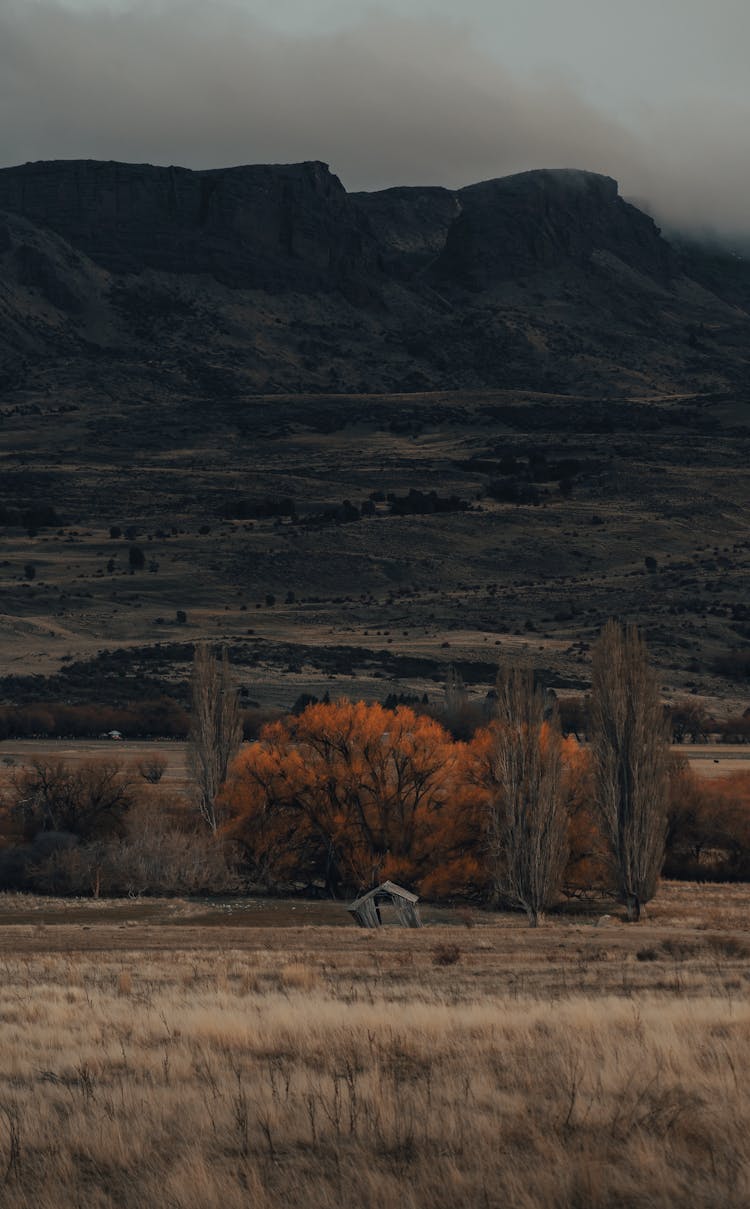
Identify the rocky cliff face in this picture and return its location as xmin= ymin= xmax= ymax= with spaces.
xmin=351 ymin=185 xmax=459 ymax=278
xmin=0 ymin=159 xmax=375 ymax=291
xmin=0 ymin=158 xmax=747 ymax=399
xmin=0 ymin=161 xmax=678 ymax=292
xmin=430 ymin=169 xmax=676 ymax=289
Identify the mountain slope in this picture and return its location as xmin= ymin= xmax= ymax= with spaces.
xmin=0 ymin=158 xmax=748 ymax=402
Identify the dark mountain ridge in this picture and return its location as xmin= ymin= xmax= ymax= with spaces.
xmin=0 ymin=157 xmax=748 ymax=400
xmin=1 ymin=161 xmax=749 ymax=711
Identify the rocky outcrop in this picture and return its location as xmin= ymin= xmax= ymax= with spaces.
xmin=431 ymin=169 xmax=676 ymax=289
xmin=0 ymin=158 xmax=746 ymax=399
xmin=351 ymin=185 xmax=459 ymax=278
xmin=0 ymin=159 xmax=376 ymax=292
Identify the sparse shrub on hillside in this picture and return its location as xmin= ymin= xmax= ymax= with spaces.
xmin=714 ymin=650 xmax=750 ymax=681
xmin=0 ymin=502 xmax=60 ymax=528
xmin=388 ymin=489 xmax=469 ymax=516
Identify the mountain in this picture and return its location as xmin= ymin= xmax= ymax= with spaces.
xmin=0 ymin=158 xmax=749 ymax=402
xmin=1 ymin=160 xmax=749 ymax=711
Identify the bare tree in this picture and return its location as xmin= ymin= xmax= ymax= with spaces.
xmin=489 ymin=668 xmax=569 ymax=927
xmin=444 ymin=663 xmax=467 ymax=717
xmin=589 ymin=621 xmax=669 ymax=921
xmin=188 ymin=644 xmax=242 ymax=832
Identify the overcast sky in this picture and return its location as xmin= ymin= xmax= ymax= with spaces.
xmin=1 ymin=0 xmax=749 ymax=234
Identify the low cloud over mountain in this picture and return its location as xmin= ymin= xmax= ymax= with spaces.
xmin=1 ymin=1 xmax=750 ymax=237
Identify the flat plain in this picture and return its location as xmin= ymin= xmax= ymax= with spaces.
xmin=0 ymin=882 xmax=748 ymax=1208
xmin=2 ymin=738 xmax=747 ymax=791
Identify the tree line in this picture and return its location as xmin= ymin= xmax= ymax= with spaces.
xmin=1 ymin=624 xmax=748 ymax=914
xmin=220 ymin=622 xmax=675 ymax=923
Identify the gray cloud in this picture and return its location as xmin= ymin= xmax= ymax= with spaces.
xmin=1 ymin=0 xmax=749 ymax=235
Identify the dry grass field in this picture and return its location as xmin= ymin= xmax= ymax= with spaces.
xmin=0 ymin=738 xmax=190 ymax=792
xmin=1 ymin=738 xmax=747 ymax=798
xmin=0 ymin=882 xmax=748 ymax=1208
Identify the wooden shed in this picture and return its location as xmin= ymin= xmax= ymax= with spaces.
xmin=347 ymin=881 xmax=422 ymax=928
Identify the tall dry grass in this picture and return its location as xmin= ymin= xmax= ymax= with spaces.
xmin=0 ymin=934 xmax=748 ymax=1208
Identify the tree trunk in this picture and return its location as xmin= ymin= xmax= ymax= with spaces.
xmin=625 ymin=892 xmax=641 ymax=922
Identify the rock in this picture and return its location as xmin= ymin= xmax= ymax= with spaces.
xmin=0 ymin=159 xmax=747 ymax=398
xmin=430 ymin=169 xmax=675 ymax=290
xmin=0 ymin=159 xmax=377 ymax=292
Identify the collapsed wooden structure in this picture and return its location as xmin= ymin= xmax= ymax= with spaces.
xmin=347 ymin=881 xmax=422 ymax=928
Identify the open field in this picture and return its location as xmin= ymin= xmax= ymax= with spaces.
xmin=1 ymin=737 xmax=748 ymax=789
xmin=0 ymin=738 xmax=191 ymax=791
xmin=677 ymin=744 xmax=750 ymax=777
xmin=0 ymin=883 xmax=748 ymax=1208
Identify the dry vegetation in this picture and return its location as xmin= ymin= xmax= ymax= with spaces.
xmin=1 ymin=391 xmax=749 ymax=718
xmin=0 ymin=883 xmax=748 ymax=1208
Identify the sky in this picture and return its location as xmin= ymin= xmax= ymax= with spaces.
xmin=1 ymin=0 xmax=749 ymax=234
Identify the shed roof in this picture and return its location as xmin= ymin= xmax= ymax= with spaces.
xmin=348 ymin=880 xmax=419 ymax=912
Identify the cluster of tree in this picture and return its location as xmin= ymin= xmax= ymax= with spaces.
xmin=0 ymin=690 xmax=282 ymax=742
xmin=219 ymin=496 xmax=296 ymax=521
xmin=219 ymin=624 xmax=686 ymax=923
xmin=0 ymin=502 xmax=61 ymax=529
xmin=665 ymin=762 xmax=750 ymax=881
xmin=387 ymin=490 xmax=469 ymax=517
xmin=2 ymin=631 xmax=747 ymax=916
xmin=557 ymin=695 xmax=750 ymax=745
xmin=0 ymin=757 xmax=237 ymax=896
xmin=217 ymin=488 xmax=473 ymax=530
xmin=0 ymin=698 xmax=189 ymax=740
xmin=714 ymin=651 xmax=750 ymax=683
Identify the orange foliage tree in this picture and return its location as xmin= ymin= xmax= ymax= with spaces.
xmin=559 ymin=737 xmax=611 ymax=897
xmin=221 ymin=700 xmax=484 ymax=896
xmin=666 ymin=760 xmax=750 ymax=878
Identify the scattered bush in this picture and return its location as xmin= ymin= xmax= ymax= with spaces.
xmin=137 ymin=754 xmax=168 ymax=784
xmin=432 ymin=944 xmax=461 ymax=966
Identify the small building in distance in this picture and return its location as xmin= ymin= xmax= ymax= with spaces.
xmin=347 ymin=881 xmax=422 ymax=928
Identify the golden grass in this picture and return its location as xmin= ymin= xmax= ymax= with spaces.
xmin=0 ymin=886 xmax=749 ymax=1206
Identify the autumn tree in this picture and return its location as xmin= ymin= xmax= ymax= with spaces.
xmin=590 ymin=621 xmax=669 ymax=921
xmin=222 ymin=700 xmax=481 ymax=895
xmin=487 ymin=669 xmax=569 ymax=926
xmin=188 ymin=644 xmax=242 ymax=833
xmin=666 ymin=761 xmax=750 ymax=879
